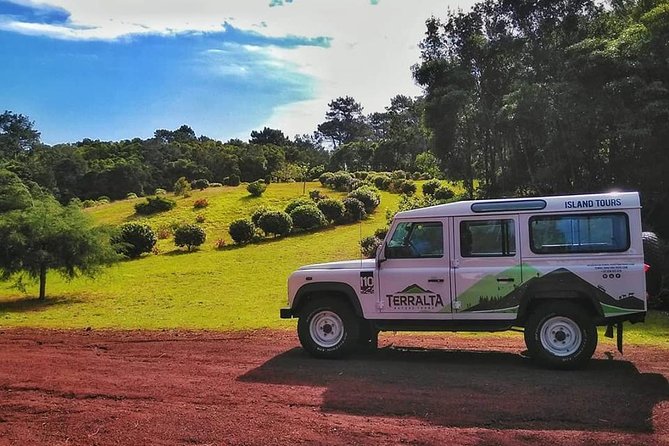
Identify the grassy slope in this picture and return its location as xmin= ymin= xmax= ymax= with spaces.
xmin=0 ymin=182 xmax=401 ymax=330
xmin=0 ymin=181 xmax=666 ymax=347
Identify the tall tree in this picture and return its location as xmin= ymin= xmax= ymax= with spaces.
xmin=317 ymin=96 xmax=371 ymax=147
xmin=0 ymin=111 xmax=41 ymax=158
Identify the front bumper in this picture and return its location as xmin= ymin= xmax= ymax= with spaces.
xmin=280 ymin=307 xmax=294 ymax=319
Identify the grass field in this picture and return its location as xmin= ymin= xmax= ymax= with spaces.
xmin=0 ymin=181 xmax=667 ymax=348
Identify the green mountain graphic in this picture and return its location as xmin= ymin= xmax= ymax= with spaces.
xmin=399 ymin=284 xmax=432 ymax=294
xmin=456 ymin=264 xmax=541 ymax=311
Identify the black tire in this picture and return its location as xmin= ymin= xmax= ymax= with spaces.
xmin=524 ymin=302 xmax=597 ymax=370
xmin=297 ymin=297 xmax=359 ymax=359
xmin=642 ymin=232 xmax=664 ymax=299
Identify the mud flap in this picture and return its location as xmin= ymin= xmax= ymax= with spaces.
xmin=604 ymin=323 xmax=624 ymax=354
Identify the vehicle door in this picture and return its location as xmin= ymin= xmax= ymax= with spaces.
xmin=452 ymin=216 xmax=524 ymax=319
xmin=376 ymin=219 xmax=452 ymax=319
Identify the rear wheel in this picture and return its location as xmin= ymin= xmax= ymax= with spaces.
xmin=524 ymin=302 xmax=597 ymax=369
xmin=297 ymin=297 xmax=359 ymax=358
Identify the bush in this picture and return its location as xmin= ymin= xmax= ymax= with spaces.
xmin=371 ymin=174 xmax=391 ymax=190
xmin=195 ymin=214 xmax=206 ymax=223
xmin=331 ymin=171 xmax=354 ymax=191
xmin=422 ymin=179 xmax=442 ymax=197
xmin=392 ymin=179 xmax=416 ymax=196
xmin=285 ymin=197 xmax=313 ymax=215
xmin=135 ymin=196 xmax=177 ymax=215
xmin=309 ymin=189 xmax=328 ymax=202
xmin=193 ymin=198 xmax=209 ymax=209
xmin=214 ymin=238 xmax=227 ymax=249
xmin=342 ymin=197 xmax=367 ymax=222
xmin=174 ymin=224 xmax=206 ymax=251
xmin=229 ymin=219 xmax=255 ymax=244
xmin=82 ymin=199 xmax=96 ymax=208
xmin=251 ymin=206 xmax=271 ymax=226
xmin=290 ymin=205 xmax=327 ymax=230
xmin=391 ymin=170 xmax=407 ymax=180
xmin=434 ymin=186 xmax=455 ymax=201
xmin=114 ymin=223 xmax=157 ymax=259
xmin=360 ymin=235 xmax=382 ymax=258
xmin=210 ymin=182 xmax=223 ymax=188
xmin=347 ymin=187 xmax=380 ymax=213
xmin=374 ymin=227 xmax=389 ymax=240
xmin=258 ymin=211 xmax=293 ymax=237
xmin=126 ymin=192 xmax=138 ymax=200
xmin=226 ymin=174 xmax=241 ymax=187
xmin=317 ymin=199 xmax=345 ymax=223
xmin=154 ymin=188 xmax=167 ymax=195
xmin=247 ymin=180 xmax=267 ymax=197
xmin=319 ymin=172 xmax=334 ymax=186
xmin=353 ymin=171 xmax=369 ymax=180
xmin=174 ymin=177 xmax=191 ymax=197
xmin=411 ymin=171 xmax=422 ymax=180
xmin=191 ymin=178 xmax=210 ymax=190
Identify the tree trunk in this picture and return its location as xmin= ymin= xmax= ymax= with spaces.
xmin=39 ymin=265 xmax=46 ymax=300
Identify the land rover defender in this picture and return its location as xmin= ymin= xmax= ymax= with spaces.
xmin=281 ymin=192 xmax=661 ymax=369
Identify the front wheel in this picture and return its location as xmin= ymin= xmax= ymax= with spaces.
xmin=297 ymin=297 xmax=359 ymax=358
xmin=524 ymin=302 xmax=597 ymax=369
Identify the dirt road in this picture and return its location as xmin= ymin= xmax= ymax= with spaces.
xmin=0 ymin=329 xmax=667 ymax=445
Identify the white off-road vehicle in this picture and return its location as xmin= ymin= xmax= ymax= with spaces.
xmin=281 ymin=192 xmax=663 ymax=369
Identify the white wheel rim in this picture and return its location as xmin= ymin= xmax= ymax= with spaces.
xmin=540 ymin=316 xmax=582 ymax=357
xmin=309 ymin=310 xmax=344 ymax=348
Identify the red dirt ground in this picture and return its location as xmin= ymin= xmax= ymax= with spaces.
xmin=0 ymin=329 xmax=667 ymax=446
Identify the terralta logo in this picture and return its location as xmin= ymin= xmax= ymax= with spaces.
xmin=386 ymin=284 xmax=444 ymax=311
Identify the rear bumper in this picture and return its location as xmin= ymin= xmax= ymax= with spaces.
xmin=280 ymin=307 xmax=294 ymax=319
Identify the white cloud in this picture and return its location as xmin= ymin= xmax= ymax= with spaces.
xmin=3 ymin=0 xmax=477 ymax=137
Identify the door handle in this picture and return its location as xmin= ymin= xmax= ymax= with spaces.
xmin=496 ymin=277 xmax=515 ymax=282
xmin=428 ymin=278 xmax=444 ymax=283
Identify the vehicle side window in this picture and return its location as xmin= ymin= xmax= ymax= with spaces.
xmin=460 ymin=219 xmax=516 ymax=257
xmin=386 ymin=222 xmax=443 ymax=259
xmin=530 ymin=213 xmax=629 ymax=254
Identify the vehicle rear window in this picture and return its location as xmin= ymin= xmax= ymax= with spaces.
xmin=529 ymin=213 xmax=630 ymax=254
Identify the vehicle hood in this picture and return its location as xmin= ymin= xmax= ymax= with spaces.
xmin=298 ymin=259 xmax=376 ymax=271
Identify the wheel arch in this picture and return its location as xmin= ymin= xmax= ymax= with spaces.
xmin=517 ymin=288 xmax=603 ymax=326
xmin=293 ymin=282 xmax=363 ymax=317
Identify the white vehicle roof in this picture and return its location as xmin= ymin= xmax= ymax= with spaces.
xmin=396 ymin=191 xmax=640 ymax=219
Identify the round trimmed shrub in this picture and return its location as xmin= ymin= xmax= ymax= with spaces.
xmin=191 ymin=178 xmax=210 ymax=190
xmin=290 ymin=205 xmax=327 ymax=230
xmin=347 ymin=187 xmax=380 ymax=213
xmin=229 ymin=219 xmax=255 ymax=244
xmin=114 ymin=223 xmax=157 ymax=259
xmin=247 ymin=180 xmax=267 ymax=197
xmin=126 ymin=192 xmax=138 ymax=200
xmin=258 ymin=211 xmax=293 ymax=237
xmin=317 ymin=199 xmax=345 ymax=223
xmin=309 ymin=189 xmax=327 ymax=202
xmin=371 ymin=174 xmax=391 ymax=190
xmin=374 ymin=227 xmax=389 ymax=240
xmin=251 ymin=206 xmax=271 ymax=226
xmin=174 ymin=224 xmax=206 ymax=251
xmin=360 ymin=235 xmax=382 ymax=258
xmin=434 ymin=186 xmax=455 ymax=201
xmin=210 ymin=182 xmax=223 ymax=188
xmin=319 ymin=172 xmax=334 ymax=186
xmin=285 ymin=197 xmax=313 ymax=215
xmin=82 ymin=199 xmax=96 ymax=208
xmin=331 ymin=171 xmax=354 ymax=191
xmin=342 ymin=197 xmax=367 ymax=222
xmin=422 ymin=179 xmax=442 ymax=197
xmin=398 ymin=179 xmax=417 ymax=196
xmin=193 ymin=198 xmax=209 ymax=209
xmin=391 ymin=170 xmax=407 ymax=179
xmin=228 ymin=174 xmax=241 ymax=186
xmin=154 ymin=188 xmax=167 ymax=195
xmin=135 ymin=196 xmax=176 ymax=215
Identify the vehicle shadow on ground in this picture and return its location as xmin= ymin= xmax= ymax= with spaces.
xmin=240 ymin=345 xmax=669 ymax=432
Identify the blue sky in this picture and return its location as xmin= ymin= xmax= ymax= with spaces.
xmin=0 ymin=0 xmax=474 ymax=144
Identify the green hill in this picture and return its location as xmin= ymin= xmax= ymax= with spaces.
xmin=0 ymin=182 xmax=401 ymax=330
